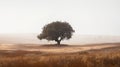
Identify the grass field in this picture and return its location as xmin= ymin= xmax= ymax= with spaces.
xmin=0 ymin=43 xmax=120 ymax=67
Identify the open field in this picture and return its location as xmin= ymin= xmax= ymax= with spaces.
xmin=0 ymin=43 xmax=120 ymax=67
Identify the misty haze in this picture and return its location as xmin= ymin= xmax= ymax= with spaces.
xmin=0 ymin=34 xmax=120 ymax=45
xmin=0 ymin=0 xmax=120 ymax=67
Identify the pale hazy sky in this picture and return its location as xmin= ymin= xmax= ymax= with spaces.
xmin=0 ymin=0 xmax=120 ymax=35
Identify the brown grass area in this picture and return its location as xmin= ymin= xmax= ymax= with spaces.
xmin=0 ymin=44 xmax=120 ymax=67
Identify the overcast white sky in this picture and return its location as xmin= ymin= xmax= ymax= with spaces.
xmin=0 ymin=0 xmax=120 ymax=35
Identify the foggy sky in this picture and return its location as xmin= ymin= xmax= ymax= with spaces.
xmin=0 ymin=0 xmax=120 ymax=35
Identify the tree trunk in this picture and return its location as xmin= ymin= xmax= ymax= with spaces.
xmin=56 ymin=40 xmax=61 ymax=46
xmin=57 ymin=41 xmax=60 ymax=45
xmin=55 ymin=38 xmax=62 ymax=46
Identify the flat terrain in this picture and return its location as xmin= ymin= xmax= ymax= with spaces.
xmin=0 ymin=43 xmax=120 ymax=67
xmin=0 ymin=43 xmax=119 ymax=53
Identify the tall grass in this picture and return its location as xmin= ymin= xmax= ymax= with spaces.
xmin=0 ymin=50 xmax=120 ymax=67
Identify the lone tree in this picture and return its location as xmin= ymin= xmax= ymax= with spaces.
xmin=37 ymin=21 xmax=75 ymax=45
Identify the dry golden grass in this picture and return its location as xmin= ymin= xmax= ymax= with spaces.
xmin=0 ymin=43 xmax=120 ymax=67
xmin=0 ymin=45 xmax=120 ymax=67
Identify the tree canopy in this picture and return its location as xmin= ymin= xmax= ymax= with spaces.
xmin=37 ymin=21 xmax=75 ymax=45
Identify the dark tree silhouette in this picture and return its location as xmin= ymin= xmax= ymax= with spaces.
xmin=37 ymin=21 xmax=75 ymax=45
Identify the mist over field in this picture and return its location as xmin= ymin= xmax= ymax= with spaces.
xmin=0 ymin=33 xmax=120 ymax=45
xmin=0 ymin=0 xmax=120 ymax=67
